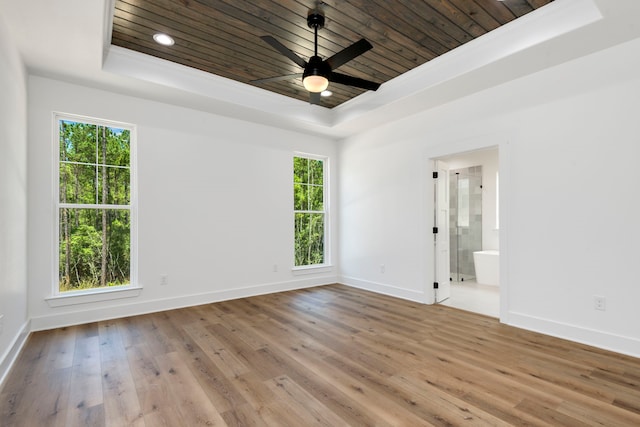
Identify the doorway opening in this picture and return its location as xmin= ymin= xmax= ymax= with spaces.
xmin=435 ymin=147 xmax=500 ymax=318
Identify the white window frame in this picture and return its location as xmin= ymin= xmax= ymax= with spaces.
xmin=48 ymin=112 xmax=140 ymax=305
xmin=292 ymin=152 xmax=331 ymax=272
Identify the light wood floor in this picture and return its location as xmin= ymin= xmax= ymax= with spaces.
xmin=1 ymin=284 xmax=639 ymax=426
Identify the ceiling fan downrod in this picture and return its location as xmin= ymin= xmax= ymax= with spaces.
xmin=307 ymin=10 xmax=325 ymax=57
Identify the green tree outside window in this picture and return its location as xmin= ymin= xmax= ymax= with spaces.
xmin=294 ymin=156 xmax=326 ymax=266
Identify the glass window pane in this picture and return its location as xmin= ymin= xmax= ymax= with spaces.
xmin=309 ymin=213 xmax=324 ymax=265
xmin=59 ymin=208 xmax=130 ymax=292
xmin=294 ymin=182 xmax=307 ymax=210
xmin=98 ymin=166 xmax=130 ymax=205
xmin=310 ymin=184 xmax=323 ymax=211
xmin=309 ymin=159 xmax=323 ymax=185
xmin=294 ymin=213 xmax=307 ymax=266
xmin=60 ymin=121 xmax=97 ymax=164
xmin=60 ymin=163 xmax=97 ymax=204
xmin=102 ymin=127 xmax=131 ymax=167
xmin=293 ymin=157 xmax=308 ymax=183
xmin=294 ymin=213 xmax=325 ymax=266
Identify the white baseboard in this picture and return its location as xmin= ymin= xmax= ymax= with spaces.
xmin=340 ymin=276 xmax=428 ymax=303
xmin=0 ymin=319 xmax=31 ymax=390
xmin=507 ymin=311 xmax=640 ymax=359
xmin=13 ymin=279 xmax=640 ymax=387
xmin=30 ymin=276 xmax=338 ymax=332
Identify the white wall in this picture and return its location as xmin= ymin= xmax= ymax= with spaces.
xmin=28 ymin=76 xmax=338 ymax=330
xmin=339 ymin=37 xmax=640 ymax=357
xmin=340 ymin=136 xmax=429 ymax=302
xmin=444 ymin=148 xmax=499 ymax=251
xmin=0 ymin=15 xmax=29 ymax=384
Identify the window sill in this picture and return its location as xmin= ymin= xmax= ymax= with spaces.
xmin=45 ymin=285 xmax=143 ymax=308
xmin=292 ymin=265 xmax=333 ymax=276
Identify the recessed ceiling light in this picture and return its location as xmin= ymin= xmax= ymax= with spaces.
xmin=320 ymin=90 xmax=332 ymax=97
xmin=153 ymin=33 xmax=175 ymax=46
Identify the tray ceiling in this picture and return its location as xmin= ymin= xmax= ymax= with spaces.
xmin=111 ymin=0 xmax=553 ymax=109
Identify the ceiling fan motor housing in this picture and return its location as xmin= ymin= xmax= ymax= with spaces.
xmin=307 ymin=11 xmax=325 ymax=29
xmin=303 ymin=55 xmax=330 ymax=80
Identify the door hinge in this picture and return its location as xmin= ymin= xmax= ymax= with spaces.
xmin=433 ymin=171 xmax=438 ymax=179
xmin=433 ymin=282 xmax=439 ymax=289
xmin=433 ymin=227 xmax=438 ymax=234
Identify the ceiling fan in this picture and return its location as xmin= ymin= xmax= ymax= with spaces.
xmin=252 ymin=6 xmax=381 ymax=105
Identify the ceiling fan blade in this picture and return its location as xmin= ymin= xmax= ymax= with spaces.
xmin=330 ymin=72 xmax=381 ymax=91
xmin=326 ymin=39 xmax=373 ymax=70
xmin=310 ymin=92 xmax=321 ymax=105
xmin=260 ymin=35 xmax=307 ymax=68
xmin=251 ymin=73 xmax=303 ymax=84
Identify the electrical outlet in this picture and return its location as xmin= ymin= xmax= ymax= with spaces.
xmin=594 ymin=296 xmax=606 ymax=311
xmin=273 ymin=264 xmax=278 ymax=272
xmin=380 ymin=264 xmax=385 ymax=273
xmin=160 ymin=275 xmax=169 ymax=286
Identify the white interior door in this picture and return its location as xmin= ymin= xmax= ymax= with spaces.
xmin=434 ymin=160 xmax=450 ymax=303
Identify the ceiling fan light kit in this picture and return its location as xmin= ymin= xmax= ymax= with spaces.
xmin=302 ymin=54 xmax=331 ymax=92
xmin=303 ymin=75 xmax=329 ymax=92
xmin=253 ymin=6 xmax=381 ymax=105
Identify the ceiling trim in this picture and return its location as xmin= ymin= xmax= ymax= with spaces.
xmin=337 ymin=0 xmax=603 ymax=117
xmin=102 ymin=0 xmax=115 ymax=65
xmin=104 ymin=45 xmax=334 ymax=128
xmin=102 ymin=0 xmax=602 ymax=138
xmin=331 ymin=0 xmax=603 ymax=133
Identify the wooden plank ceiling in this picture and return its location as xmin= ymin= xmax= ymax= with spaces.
xmin=111 ymin=0 xmax=554 ymax=109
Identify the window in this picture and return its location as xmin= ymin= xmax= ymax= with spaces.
xmin=56 ymin=114 xmax=136 ymax=293
xmin=293 ymin=155 xmax=327 ymax=267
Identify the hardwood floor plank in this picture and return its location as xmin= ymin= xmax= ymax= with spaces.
xmin=154 ymin=351 xmax=229 ymax=426
xmin=403 ymin=363 xmax=547 ymax=425
xmin=172 ymin=324 xmax=249 ymax=414
xmin=262 ymin=330 xmax=430 ymax=426
xmin=4 ymin=367 xmax=72 ymax=427
xmin=67 ymin=402 xmax=105 ymax=427
xmin=101 ymin=359 xmax=145 ymax=426
xmin=125 ymin=343 xmax=184 ymax=426
xmin=388 ymin=372 xmax=513 ymax=426
xmin=227 ymin=372 xmax=277 ymax=415
xmin=100 ymin=323 xmax=145 ymax=427
xmin=215 ymin=313 xmax=271 ymax=351
xmin=3 ymin=284 xmax=640 ymax=426
xmin=256 ymin=400 xmax=313 ymax=427
xmin=1 ymin=329 xmax=75 ymax=427
xmin=221 ymin=402 xmax=269 ymax=427
xmin=66 ymin=334 xmax=104 ymax=426
xmin=265 ymin=375 xmax=352 ymax=427
xmin=0 ymin=331 xmax=56 ymax=425
xmin=514 ymin=398 xmax=585 ymax=426
xmin=184 ymin=322 xmax=250 ymax=377
xmin=117 ymin=316 xmax=148 ymax=349
xmin=557 ymin=398 xmax=640 ymax=427
xmin=42 ymin=327 xmax=76 ymax=371
xmin=247 ymin=340 xmax=384 ymax=426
